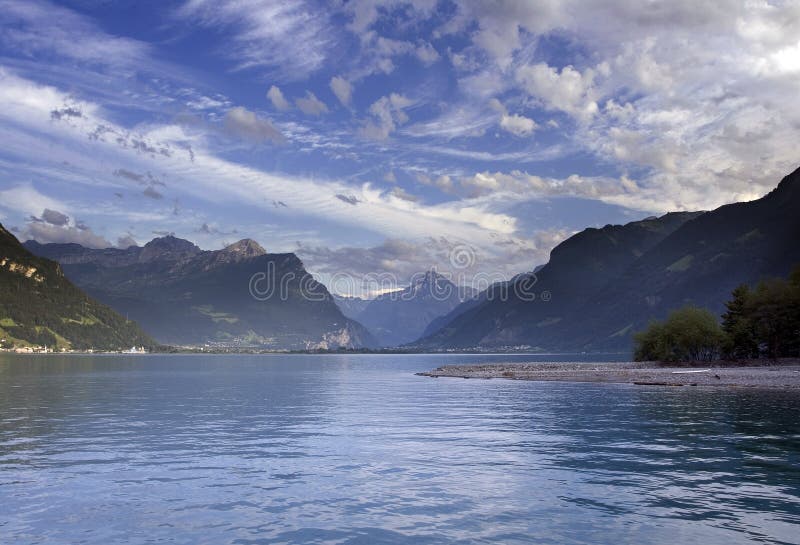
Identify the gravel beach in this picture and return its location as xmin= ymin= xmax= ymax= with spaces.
xmin=417 ymin=361 xmax=800 ymax=389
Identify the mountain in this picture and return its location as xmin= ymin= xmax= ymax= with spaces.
xmin=332 ymin=294 xmax=371 ymax=320
xmin=415 ymin=166 xmax=800 ymax=351
xmin=25 ymin=236 xmax=376 ymax=350
xmin=355 ymin=270 xmax=476 ymax=347
xmin=418 ymin=276 xmax=521 ymax=340
xmin=0 ymin=224 xmax=154 ymax=351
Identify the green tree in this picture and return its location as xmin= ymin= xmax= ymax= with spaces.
xmin=633 ymin=320 xmax=671 ymax=362
xmin=721 ymin=284 xmax=758 ymax=359
xmin=634 ymin=306 xmax=725 ymax=362
xmin=747 ymin=272 xmax=800 ymax=358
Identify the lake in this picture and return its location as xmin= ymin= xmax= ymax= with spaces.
xmin=1 ymin=353 xmax=799 ymax=544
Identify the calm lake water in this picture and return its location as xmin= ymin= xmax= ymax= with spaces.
xmin=1 ymin=354 xmax=799 ymax=545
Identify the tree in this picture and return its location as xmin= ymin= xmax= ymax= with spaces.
xmin=746 ymin=272 xmax=800 ymax=358
xmin=721 ymin=284 xmax=758 ymax=359
xmin=633 ymin=320 xmax=671 ymax=362
xmin=634 ymin=306 xmax=725 ymax=362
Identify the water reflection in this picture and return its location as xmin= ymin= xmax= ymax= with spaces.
xmin=1 ymin=353 xmax=798 ymax=544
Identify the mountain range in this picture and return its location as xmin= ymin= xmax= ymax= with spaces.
xmin=413 ymin=166 xmax=800 ymax=351
xmin=14 ymin=165 xmax=800 ymax=353
xmin=0 ymin=224 xmax=154 ymax=350
xmin=25 ymin=236 xmax=375 ymax=350
xmin=343 ymin=270 xmax=475 ymax=347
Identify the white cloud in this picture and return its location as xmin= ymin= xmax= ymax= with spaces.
xmin=360 ymin=93 xmax=413 ymax=140
xmin=516 ymin=63 xmax=600 ymax=120
xmin=24 ymin=221 xmax=112 ymax=248
xmin=266 ymin=85 xmax=291 ymax=111
xmin=450 ymin=1 xmax=565 ymax=68
xmin=175 ymin=0 xmax=335 ymax=80
xmin=405 ymin=103 xmax=495 ymax=139
xmin=488 ymin=98 xmax=537 ymax=136
xmin=500 ymin=113 xmax=537 ymax=136
xmin=329 ymin=76 xmax=353 ymax=106
xmin=0 ymin=70 xmax=516 ymax=258
xmin=415 ymin=41 xmax=440 ymax=65
xmin=295 ymin=91 xmax=328 ymax=116
xmin=0 ymin=184 xmax=66 ymax=218
xmin=0 ymin=0 xmax=150 ymax=69
xmin=390 ymin=186 xmax=418 ymax=202
xmin=4 ymin=0 xmax=800 ymax=282
xmin=223 ymin=107 xmax=284 ymax=143
xmin=300 ymin=227 xmax=572 ymax=297
xmin=420 ymin=173 xmax=457 ymax=197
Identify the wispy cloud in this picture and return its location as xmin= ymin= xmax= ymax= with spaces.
xmin=175 ymin=0 xmax=336 ymax=80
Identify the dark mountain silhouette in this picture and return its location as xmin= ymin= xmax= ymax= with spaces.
xmin=0 ymin=223 xmax=154 ymax=350
xmin=25 ymin=236 xmax=376 ymax=350
xmin=414 ymin=166 xmax=800 ymax=351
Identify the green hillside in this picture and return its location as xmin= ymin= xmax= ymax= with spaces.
xmin=0 ymin=223 xmax=155 ymax=351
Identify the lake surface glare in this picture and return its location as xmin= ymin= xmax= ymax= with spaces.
xmin=1 ymin=353 xmax=799 ymax=544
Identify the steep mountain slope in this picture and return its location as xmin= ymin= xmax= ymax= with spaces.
xmin=416 ymin=166 xmax=800 ymax=351
xmin=332 ymin=294 xmax=371 ymax=320
xmin=576 ymin=165 xmax=800 ymax=349
xmin=0 ymin=224 xmax=154 ymax=350
xmin=414 ymin=211 xmax=705 ymax=349
xmin=26 ymin=236 xmax=376 ymax=349
xmin=356 ymin=270 xmax=476 ymax=347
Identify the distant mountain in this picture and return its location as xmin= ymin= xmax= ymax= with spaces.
xmin=356 ymin=270 xmax=476 ymax=347
xmin=418 ymin=276 xmax=520 ymax=340
xmin=332 ymin=294 xmax=371 ymax=320
xmin=0 ymin=224 xmax=154 ymax=351
xmin=415 ymin=166 xmax=800 ymax=351
xmin=25 ymin=236 xmax=376 ymax=350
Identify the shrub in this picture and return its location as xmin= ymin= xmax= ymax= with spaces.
xmin=634 ymin=306 xmax=725 ymax=362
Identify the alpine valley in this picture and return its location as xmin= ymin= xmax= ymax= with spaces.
xmin=14 ymin=166 xmax=800 ymax=353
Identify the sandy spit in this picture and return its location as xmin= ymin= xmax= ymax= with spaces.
xmin=416 ymin=361 xmax=800 ymax=389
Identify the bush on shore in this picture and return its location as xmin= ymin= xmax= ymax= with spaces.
xmin=634 ymin=265 xmax=800 ymax=362
xmin=634 ymin=307 xmax=725 ymax=362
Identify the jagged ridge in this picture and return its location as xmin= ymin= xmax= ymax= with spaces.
xmin=26 ymin=236 xmax=376 ymax=350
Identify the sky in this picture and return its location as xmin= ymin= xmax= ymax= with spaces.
xmin=0 ymin=0 xmax=799 ymax=296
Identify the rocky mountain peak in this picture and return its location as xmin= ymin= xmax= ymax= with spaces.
xmin=139 ymin=236 xmax=201 ymax=262
xmin=406 ymin=269 xmax=458 ymax=299
xmin=411 ymin=268 xmax=442 ymax=285
xmin=221 ymin=239 xmax=266 ymax=258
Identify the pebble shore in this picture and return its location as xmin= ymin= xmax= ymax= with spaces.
xmin=417 ymin=361 xmax=800 ymax=389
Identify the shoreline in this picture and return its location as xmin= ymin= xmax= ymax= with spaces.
xmin=416 ymin=361 xmax=800 ymax=389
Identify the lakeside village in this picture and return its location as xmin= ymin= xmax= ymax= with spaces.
xmin=0 ymin=340 xmax=149 ymax=354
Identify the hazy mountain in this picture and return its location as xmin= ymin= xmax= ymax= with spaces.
xmin=418 ymin=275 xmax=522 ymax=340
xmin=332 ymin=294 xmax=371 ymax=320
xmin=0 ymin=224 xmax=154 ymax=351
xmin=25 ymin=236 xmax=376 ymax=350
xmin=415 ymin=166 xmax=800 ymax=351
xmin=356 ymin=270 xmax=476 ymax=347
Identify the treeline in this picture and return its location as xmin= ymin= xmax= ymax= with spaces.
xmin=634 ymin=266 xmax=800 ymax=362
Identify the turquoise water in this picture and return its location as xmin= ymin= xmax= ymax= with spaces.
xmin=1 ymin=354 xmax=799 ymax=544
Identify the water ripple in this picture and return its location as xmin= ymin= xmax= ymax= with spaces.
xmin=1 ymin=353 xmax=799 ymax=544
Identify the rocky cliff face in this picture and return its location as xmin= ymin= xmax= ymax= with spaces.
xmin=26 ymin=236 xmax=376 ymax=350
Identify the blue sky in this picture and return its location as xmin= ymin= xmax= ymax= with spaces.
xmin=1 ymin=1 xmax=799 ymax=295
